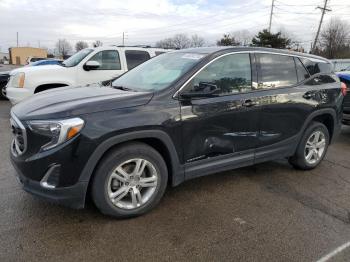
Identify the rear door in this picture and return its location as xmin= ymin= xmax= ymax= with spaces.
xmin=124 ymin=50 xmax=151 ymax=70
xmin=254 ymin=53 xmax=336 ymax=162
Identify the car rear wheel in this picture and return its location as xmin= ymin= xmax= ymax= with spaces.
xmin=289 ymin=122 xmax=329 ymax=170
xmin=91 ymin=142 xmax=168 ymax=218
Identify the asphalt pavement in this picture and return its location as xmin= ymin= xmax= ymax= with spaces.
xmin=1 ymin=100 xmax=350 ymax=261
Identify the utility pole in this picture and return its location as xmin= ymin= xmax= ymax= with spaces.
xmin=16 ymin=32 xmax=19 ymax=47
xmin=268 ymin=0 xmax=275 ymax=32
xmin=312 ymin=0 xmax=331 ymax=53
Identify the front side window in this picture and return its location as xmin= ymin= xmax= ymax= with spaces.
xmin=258 ymin=53 xmax=297 ymax=88
xmin=63 ymin=49 xmax=93 ymax=67
xmin=187 ymin=53 xmax=252 ymax=95
xmin=125 ymin=50 xmax=151 ymax=70
xmin=89 ymin=50 xmax=121 ymax=70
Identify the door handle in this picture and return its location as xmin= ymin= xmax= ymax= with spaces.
xmin=242 ymin=99 xmax=257 ymax=107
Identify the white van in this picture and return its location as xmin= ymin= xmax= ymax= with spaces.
xmin=6 ymin=46 xmax=171 ymax=104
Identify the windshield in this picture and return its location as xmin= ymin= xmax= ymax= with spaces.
xmin=112 ymin=52 xmax=205 ymax=91
xmin=62 ymin=49 xmax=93 ymax=67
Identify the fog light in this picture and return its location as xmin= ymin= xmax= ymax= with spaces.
xmin=40 ymin=164 xmax=61 ymax=189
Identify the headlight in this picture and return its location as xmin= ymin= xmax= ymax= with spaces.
xmin=28 ymin=118 xmax=84 ymax=151
xmin=11 ymin=72 xmax=25 ymax=88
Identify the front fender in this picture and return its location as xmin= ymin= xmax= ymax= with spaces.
xmin=79 ymin=130 xmax=185 ymax=187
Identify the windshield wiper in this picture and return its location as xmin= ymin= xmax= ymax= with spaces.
xmin=112 ymin=85 xmax=134 ymax=91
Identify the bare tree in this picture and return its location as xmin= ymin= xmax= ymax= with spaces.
xmin=318 ymin=18 xmax=350 ymax=59
xmin=92 ymin=40 xmax=103 ymax=48
xmin=190 ymin=34 xmax=205 ymax=47
xmin=231 ymin=30 xmax=253 ymax=46
xmin=75 ymin=41 xmax=89 ymax=51
xmin=156 ymin=34 xmax=205 ymax=49
xmin=155 ymin=38 xmax=175 ymax=49
xmin=171 ymin=34 xmax=191 ymax=49
xmin=55 ymin=39 xmax=72 ymax=59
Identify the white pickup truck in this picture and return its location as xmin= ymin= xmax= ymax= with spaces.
xmin=6 ymin=46 xmax=170 ymax=104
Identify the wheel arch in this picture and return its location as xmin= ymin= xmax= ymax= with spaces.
xmin=80 ymin=130 xmax=185 ymax=192
xmin=34 ymin=83 xmax=69 ymax=93
xmin=300 ymin=108 xmax=338 ymax=144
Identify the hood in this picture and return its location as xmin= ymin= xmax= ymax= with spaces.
xmin=10 ymin=64 xmax=64 ymax=75
xmin=12 ymin=84 xmax=153 ymax=120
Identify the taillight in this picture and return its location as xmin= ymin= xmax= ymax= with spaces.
xmin=341 ymin=82 xmax=347 ymax=96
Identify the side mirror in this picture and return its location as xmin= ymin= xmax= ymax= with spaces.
xmin=179 ymin=82 xmax=220 ymax=99
xmin=84 ymin=61 xmax=100 ymax=71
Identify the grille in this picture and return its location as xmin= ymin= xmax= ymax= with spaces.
xmin=10 ymin=113 xmax=27 ymax=156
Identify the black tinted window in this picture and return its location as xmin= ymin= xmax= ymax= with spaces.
xmin=89 ymin=50 xmax=121 ymax=70
xmin=125 ymin=50 xmax=151 ymax=70
xmin=155 ymin=51 xmax=165 ymax=56
xmin=189 ymin=53 xmax=252 ymax=95
xmin=258 ymin=54 xmax=297 ymax=88
xmin=300 ymin=58 xmax=332 ymax=75
xmin=295 ymin=58 xmax=310 ymax=82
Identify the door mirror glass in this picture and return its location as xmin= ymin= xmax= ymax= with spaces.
xmin=84 ymin=60 xmax=101 ymax=71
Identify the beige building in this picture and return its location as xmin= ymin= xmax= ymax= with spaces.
xmin=9 ymin=47 xmax=47 ymax=65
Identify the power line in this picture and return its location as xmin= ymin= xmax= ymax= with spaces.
xmin=312 ymin=0 xmax=331 ymax=53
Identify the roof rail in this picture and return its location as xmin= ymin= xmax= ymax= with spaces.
xmin=111 ymin=45 xmax=153 ymax=48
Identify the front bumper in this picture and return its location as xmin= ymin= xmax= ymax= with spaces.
xmin=11 ymin=156 xmax=88 ymax=209
xmin=6 ymin=86 xmax=32 ymax=105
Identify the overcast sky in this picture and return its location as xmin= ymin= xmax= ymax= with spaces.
xmin=0 ymin=0 xmax=349 ymax=52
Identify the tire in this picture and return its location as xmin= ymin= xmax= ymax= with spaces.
xmin=0 ymin=86 xmax=7 ymax=100
xmin=289 ymin=121 xmax=329 ymax=170
xmin=91 ymin=142 xmax=168 ymax=218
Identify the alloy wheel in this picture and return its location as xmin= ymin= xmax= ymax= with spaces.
xmin=107 ymin=158 xmax=158 ymax=210
xmin=304 ymin=130 xmax=326 ymax=165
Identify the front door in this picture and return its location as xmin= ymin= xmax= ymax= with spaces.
xmin=179 ymin=53 xmax=261 ymax=179
xmin=78 ymin=50 xmax=125 ymax=85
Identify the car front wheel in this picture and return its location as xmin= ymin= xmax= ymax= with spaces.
xmin=91 ymin=142 xmax=168 ymax=218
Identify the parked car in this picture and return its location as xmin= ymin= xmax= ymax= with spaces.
xmin=0 ymin=71 xmax=10 ymax=99
xmin=9 ymin=47 xmax=344 ymax=218
xmin=26 ymin=56 xmax=46 ymax=65
xmin=337 ymin=72 xmax=350 ymax=124
xmin=26 ymin=59 xmax=63 ymax=66
xmin=6 ymin=46 xmax=171 ymax=104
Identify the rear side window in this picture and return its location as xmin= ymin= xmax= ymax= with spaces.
xmin=295 ymin=58 xmax=310 ymax=82
xmin=300 ymin=58 xmax=332 ymax=75
xmin=257 ymin=54 xmax=297 ymax=88
xmin=89 ymin=50 xmax=121 ymax=70
xmin=125 ymin=50 xmax=151 ymax=70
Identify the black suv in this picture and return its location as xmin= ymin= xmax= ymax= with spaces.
xmin=10 ymin=47 xmax=344 ymax=218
